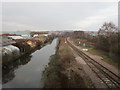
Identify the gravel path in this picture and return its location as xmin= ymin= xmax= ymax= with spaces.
xmin=69 ymin=46 xmax=108 ymax=88
xmin=69 ymin=38 xmax=119 ymax=76
xmin=67 ymin=38 xmax=119 ymax=88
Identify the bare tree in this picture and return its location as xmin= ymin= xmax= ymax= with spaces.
xmin=98 ymin=22 xmax=117 ymax=36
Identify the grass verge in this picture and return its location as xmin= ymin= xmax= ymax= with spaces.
xmin=88 ymin=48 xmax=118 ymax=68
xmin=70 ymin=38 xmax=118 ymax=68
xmin=43 ymin=38 xmax=91 ymax=88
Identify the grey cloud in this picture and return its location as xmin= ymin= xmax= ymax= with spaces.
xmin=2 ymin=2 xmax=118 ymax=31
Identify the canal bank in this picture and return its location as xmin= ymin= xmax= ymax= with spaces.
xmin=1 ymin=33 xmax=54 ymax=66
xmin=1 ymin=35 xmax=42 ymax=65
xmin=43 ymin=38 xmax=92 ymax=88
xmin=2 ymin=38 xmax=58 ymax=88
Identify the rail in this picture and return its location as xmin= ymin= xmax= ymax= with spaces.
xmin=66 ymin=38 xmax=120 ymax=88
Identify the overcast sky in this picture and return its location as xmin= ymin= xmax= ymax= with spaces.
xmin=2 ymin=2 xmax=118 ymax=32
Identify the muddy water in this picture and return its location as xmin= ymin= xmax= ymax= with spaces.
xmin=2 ymin=39 xmax=58 ymax=88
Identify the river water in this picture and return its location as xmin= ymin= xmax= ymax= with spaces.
xmin=2 ymin=39 xmax=58 ymax=88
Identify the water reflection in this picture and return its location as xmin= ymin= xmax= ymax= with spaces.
xmin=2 ymin=55 xmax=32 ymax=84
xmin=2 ymin=39 xmax=58 ymax=88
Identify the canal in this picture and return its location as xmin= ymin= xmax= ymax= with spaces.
xmin=2 ymin=39 xmax=58 ymax=88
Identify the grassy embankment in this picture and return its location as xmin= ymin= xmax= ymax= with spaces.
xmin=70 ymin=38 xmax=118 ymax=68
xmin=43 ymin=38 xmax=93 ymax=88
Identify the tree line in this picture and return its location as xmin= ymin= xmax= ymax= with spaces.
xmin=85 ymin=22 xmax=119 ymax=60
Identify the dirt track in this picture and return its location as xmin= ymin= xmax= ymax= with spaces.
xmin=44 ymin=38 xmax=94 ymax=88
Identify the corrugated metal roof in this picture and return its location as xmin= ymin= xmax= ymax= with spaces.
xmin=0 ymin=36 xmax=16 ymax=46
xmin=8 ymin=36 xmax=23 ymax=39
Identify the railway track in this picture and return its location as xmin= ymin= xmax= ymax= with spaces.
xmin=66 ymin=38 xmax=120 ymax=88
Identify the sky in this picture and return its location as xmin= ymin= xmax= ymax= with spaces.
xmin=1 ymin=1 xmax=118 ymax=32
